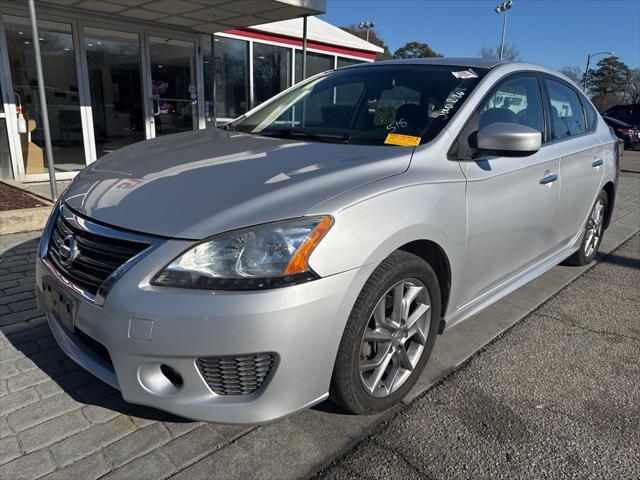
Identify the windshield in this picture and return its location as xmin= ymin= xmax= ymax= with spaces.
xmin=232 ymin=64 xmax=487 ymax=146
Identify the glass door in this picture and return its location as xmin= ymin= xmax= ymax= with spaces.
xmin=83 ymin=27 xmax=144 ymax=159
xmin=147 ymin=35 xmax=198 ymax=137
xmin=3 ymin=15 xmax=87 ymax=175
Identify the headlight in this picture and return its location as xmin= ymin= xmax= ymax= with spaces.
xmin=152 ymin=216 xmax=333 ymax=290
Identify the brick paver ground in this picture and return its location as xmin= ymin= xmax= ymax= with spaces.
xmin=0 ymin=236 xmax=256 ymax=480
xmin=0 ymin=167 xmax=638 ymax=480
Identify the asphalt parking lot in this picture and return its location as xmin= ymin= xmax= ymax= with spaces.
xmin=0 ymin=156 xmax=638 ymax=480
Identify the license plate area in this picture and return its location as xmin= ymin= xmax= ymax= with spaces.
xmin=43 ymin=280 xmax=77 ymax=333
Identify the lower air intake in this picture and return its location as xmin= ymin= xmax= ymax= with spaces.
xmin=196 ymin=353 xmax=275 ymax=395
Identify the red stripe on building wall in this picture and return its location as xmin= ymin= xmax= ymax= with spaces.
xmin=223 ymin=28 xmax=377 ymax=60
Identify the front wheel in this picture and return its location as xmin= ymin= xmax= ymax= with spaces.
xmin=566 ymin=190 xmax=608 ymax=266
xmin=330 ymin=251 xmax=440 ymax=414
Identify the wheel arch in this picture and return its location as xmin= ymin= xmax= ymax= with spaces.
xmin=397 ymin=239 xmax=452 ymax=334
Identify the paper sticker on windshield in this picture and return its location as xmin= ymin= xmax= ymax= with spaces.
xmin=452 ymin=69 xmax=478 ymax=79
xmin=384 ymin=133 xmax=421 ymax=147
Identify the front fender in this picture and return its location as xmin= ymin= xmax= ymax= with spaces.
xmin=308 ymin=181 xmax=468 ymax=311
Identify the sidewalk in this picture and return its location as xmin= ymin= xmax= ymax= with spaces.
xmin=315 ymin=233 xmax=640 ymax=480
xmin=0 ymin=170 xmax=638 ymax=480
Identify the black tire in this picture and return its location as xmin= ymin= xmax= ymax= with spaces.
xmin=566 ymin=189 xmax=608 ymax=266
xmin=330 ymin=251 xmax=440 ymax=414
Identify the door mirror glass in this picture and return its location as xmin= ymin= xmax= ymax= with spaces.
xmin=477 ymin=122 xmax=542 ymax=154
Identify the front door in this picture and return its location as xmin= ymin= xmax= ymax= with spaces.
xmin=146 ymin=34 xmax=199 ymax=138
xmin=458 ymin=75 xmax=560 ymax=305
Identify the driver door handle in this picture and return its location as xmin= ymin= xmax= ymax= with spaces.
xmin=539 ymin=173 xmax=558 ymax=185
xmin=591 ymin=159 xmax=603 ymax=167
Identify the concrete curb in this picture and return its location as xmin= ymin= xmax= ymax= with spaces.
xmin=0 ymin=206 xmax=53 ymax=235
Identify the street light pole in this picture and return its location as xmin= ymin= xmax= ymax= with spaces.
xmin=499 ymin=8 xmax=508 ymax=59
xmin=495 ymin=1 xmax=513 ymax=60
xmin=582 ymin=51 xmax=615 ymax=92
xmin=358 ymin=20 xmax=375 ymax=43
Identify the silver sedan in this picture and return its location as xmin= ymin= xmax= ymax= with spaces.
xmin=36 ymin=58 xmax=619 ymax=423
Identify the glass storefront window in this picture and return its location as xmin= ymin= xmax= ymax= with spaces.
xmin=149 ymin=36 xmax=197 ymax=136
xmin=0 ymin=81 xmax=13 ymax=179
xmin=4 ymin=15 xmax=85 ymax=174
xmin=213 ymin=36 xmax=249 ymax=119
xmin=253 ymin=43 xmax=291 ymax=107
xmin=84 ymin=28 xmax=143 ymax=159
xmin=337 ymin=57 xmax=365 ymax=69
xmin=295 ymin=50 xmax=334 ymax=83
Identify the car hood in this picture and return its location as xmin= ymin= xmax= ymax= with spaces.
xmin=63 ymin=128 xmax=412 ymax=239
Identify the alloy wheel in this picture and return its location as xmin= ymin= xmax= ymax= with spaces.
xmin=584 ymin=197 xmax=605 ymax=258
xmin=359 ymin=279 xmax=431 ymax=398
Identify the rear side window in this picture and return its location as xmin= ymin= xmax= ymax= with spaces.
xmin=545 ymin=79 xmax=586 ymax=139
xmin=582 ymin=97 xmax=598 ymax=131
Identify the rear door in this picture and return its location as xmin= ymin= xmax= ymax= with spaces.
xmin=543 ymin=77 xmax=604 ymax=247
xmin=457 ymin=74 xmax=560 ymax=304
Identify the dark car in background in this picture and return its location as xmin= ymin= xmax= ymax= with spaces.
xmin=602 ymin=104 xmax=640 ymax=128
xmin=603 ymin=115 xmax=639 ymax=149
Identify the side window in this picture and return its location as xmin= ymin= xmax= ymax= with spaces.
xmin=545 ymin=79 xmax=586 ymax=139
xmin=477 ymin=76 xmax=544 ymax=135
xmin=581 ymin=96 xmax=598 ymax=131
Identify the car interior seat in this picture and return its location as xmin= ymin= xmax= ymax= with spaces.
xmin=394 ymin=103 xmax=428 ymax=136
xmin=478 ymin=107 xmax=518 ymax=129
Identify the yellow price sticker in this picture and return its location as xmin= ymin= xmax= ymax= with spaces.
xmin=384 ymin=133 xmax=421 ymax=147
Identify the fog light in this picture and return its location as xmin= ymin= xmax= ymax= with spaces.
xmin=138 ymin=363 xmax=183 ymax=395
xmin=160 ymin=364 xmax=183 ymax=386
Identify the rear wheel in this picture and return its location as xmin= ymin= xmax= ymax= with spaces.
xmin=566 ymin=190 xmax=608 ymax=266
xmin=330 ymin=251 xmax=440 ymax=414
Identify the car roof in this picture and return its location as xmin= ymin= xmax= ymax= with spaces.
xmin=341 ymin=58 xmax=584 ymax=89
xmin=348 ymin=57 xmax=508 ymax=70
xmin=602 ymin=115 xmax=632 ymax=127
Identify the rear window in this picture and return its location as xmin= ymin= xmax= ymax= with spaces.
xmin=603 ymin=105 xmax=639 ymax=126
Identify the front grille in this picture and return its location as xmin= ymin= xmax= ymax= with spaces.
xmin=196 ymin=354 xmax=275 ymax=395
xmin=47 ymin=210 xmax=149 ymax=296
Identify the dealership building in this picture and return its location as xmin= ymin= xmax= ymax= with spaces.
xmin=0 ymin=0 xmax=382 ymax=183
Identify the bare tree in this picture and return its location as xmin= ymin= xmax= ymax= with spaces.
xmin=479 ymin=44 xmax=519 ymax=61
xmin=559 ymin=66 xmax=583 ymax=86
xmin=623 ymin=68 xmax=640 ymax=104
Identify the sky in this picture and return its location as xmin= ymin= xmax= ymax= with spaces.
xmin=319 ymin=0 xmax=640 ymax=70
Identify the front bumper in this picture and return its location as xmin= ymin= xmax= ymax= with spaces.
xmin=36 ymin=251 xmax=375 ymax=424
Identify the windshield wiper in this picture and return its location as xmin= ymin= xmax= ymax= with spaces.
xmin=260 ymin=127 xmax=351 ymax=144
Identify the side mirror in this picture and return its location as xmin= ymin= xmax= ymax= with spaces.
xmin=477 ymin=122 xmax=542 ymax=154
